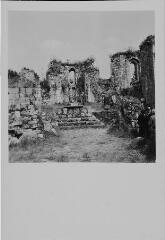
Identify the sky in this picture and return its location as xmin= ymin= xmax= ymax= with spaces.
xmin=8 ymin=11 xmax=154 ymax=78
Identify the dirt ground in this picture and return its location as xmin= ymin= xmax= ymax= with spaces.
xmin=9 ymin=128 xmax=147 ymax=163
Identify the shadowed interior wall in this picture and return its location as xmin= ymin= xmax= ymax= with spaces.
xmin=139 ymin=36 xmax=155 ymax=107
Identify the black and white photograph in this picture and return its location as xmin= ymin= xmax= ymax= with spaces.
xmin=2 ymin=1 xmax=165 ymax=240
xmin=8 ymin=9 xmax=156 ymax=163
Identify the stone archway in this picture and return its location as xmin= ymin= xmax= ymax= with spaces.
xmin=129 ymin=57 xmax=140 ymax=85
xmin=68 ymin=68 xmax=76 ymax=85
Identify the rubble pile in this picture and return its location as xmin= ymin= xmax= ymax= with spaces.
xmin=8 ymin=103 xmax=58 ymax=147
xmin=8 ymin=103 xmax=104 ymax=147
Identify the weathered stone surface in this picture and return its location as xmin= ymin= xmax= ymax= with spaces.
xmin=63 ymin=108 xmax=68 ymax=114
xmin=50 ymin=121 xmax=58 ymax=127
xmin=139 ymin=35 xmax=155 ymax=107
xmin=38 ymin=133 xmax=44 ymax=139
xmin=110 ymin=35 xmax=155 ymax=107
xmin=47 ymin=106 xmax=105 ymax=129
xmin=43 ymin=121 xmax=52 ymax=132
xmin=10 ymin=120 xmax=22 ymax=127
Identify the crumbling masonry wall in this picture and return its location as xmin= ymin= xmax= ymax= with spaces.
xmin=46 ymin=59 xmax=100 ymax=105
xmin=110 ymin=35 xmax=155 ymax=107
xmin=111 ymin=50 xmax=140 ymax=90
xmin=85 ymin=69 xmax=102 ymax=103
xmin=8 ymin=86 xmax=42 ymax=107
xmin=139 ymin=35 xmax=155 ymax=107
xmin=111 ymin=54 xmax=133 ymax=90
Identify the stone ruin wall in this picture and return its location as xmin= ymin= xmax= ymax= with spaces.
xmin=111 ymin=52 xmax=140 ymax=91
xmin=9 ymin=101 xmax=101 ymax=138
xmin=111 ymin=55 xmax=130 ymax=90
xmin=85 ymin=69 xmax=101 ymax=103
xmin=47 ymin=64 xmax=81 ymax=104
xmin=46 ymin=61 xmax=100 ymax=105
xmin=139 ymin=36 xmax=155 ymax=107
xmin=8 ymin=60 xmax=101 ymax=141
xmin=110 ymin=35 xmax=155 ymax=107
xmin=8 ymin=86 xmax=42 ymax=108
xmin=9 ymin=89 xmax=103 ymax=146
xmin=8 ymin=67 xmax=94 ymax=108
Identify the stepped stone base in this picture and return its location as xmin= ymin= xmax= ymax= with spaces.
xmin=53 ymin=105 xmax=105 ymax=129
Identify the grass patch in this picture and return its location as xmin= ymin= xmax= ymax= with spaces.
xmin=9 ymin=132 xmax=62 ymax=162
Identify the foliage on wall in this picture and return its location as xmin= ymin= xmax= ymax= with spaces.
xmin=8 ymin=68 xmax=40 ymax=88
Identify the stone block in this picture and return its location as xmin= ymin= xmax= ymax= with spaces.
xmin=30 ymin=124 xmax=38 ymax=129
xmin=81 ymin=113 xmax=85 ymax=117
xmin=81 ymin=108 xmax=88 ymax=114
xmin=51 ymin=122 xmax=59 ymax=127
xmin=43 ymin=121 xmax=52 ymax=131
xmin=22 ymin=117 xmax=31 ymax=124
xmin=57 ymin=109 xmax=62 ymax=115
xmin=61 ymin=115 xmax=67 ymax=119
xmin=63 ymin=108 xmax=68 ymax=115
xmin=32 ymin=115 xmax=38 ymax=119
xmin=22 ymin=124 xmax=30 ymax=129
xmin=15 ymin=110 xmax=21 ymax=118
xmin=28 ymin=120 xmax=37 ymax=125
xmin=38 ymin=134 xmax=44 ymax=139
xmin=11 ymin=120 xmax=22 ymax=127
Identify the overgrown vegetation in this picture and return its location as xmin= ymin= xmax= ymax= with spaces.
xmin=120 ymin=84 xmax=143 ymax=99
xmin=110 ymin=48 xmax=140 ymax=62
xmin=8 ymin=69 xmax=20 ymax=87
xmin=8 ymin=68 xmax=40 ymax=88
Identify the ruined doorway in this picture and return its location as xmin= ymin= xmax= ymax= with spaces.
xmin=68 ymin=68 xmax=76 ymax=103
xmin=77 ymin=73 xmax=85 ymax=105
xmin=129 ymin=58 xmax=140 ymax=86
xmin=130 ymin=62 xmax=135 ymax=79
xmin=68 ymin=68 xmax=76 ymax=86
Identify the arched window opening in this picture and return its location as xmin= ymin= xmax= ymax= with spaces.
xmin=129 ymin=58 xmax=140 ymax=85
xmin=130 ymin=63 xmax=135 ymax=79
xmin=68 ymin=68 xmax=76 ymax=85
xmin=69 ymin=68 xmax=75 ymax=72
